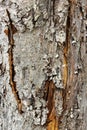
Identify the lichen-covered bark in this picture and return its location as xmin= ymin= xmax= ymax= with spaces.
xmin=0 ymin=0 xmax=87 ymax=130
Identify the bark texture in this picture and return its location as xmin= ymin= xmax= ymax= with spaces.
xmin=0 ymin=0 xmax=87 ymax=130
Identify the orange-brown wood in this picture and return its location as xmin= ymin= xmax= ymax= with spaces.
xmin=44 ymin=80 xmax=58 ymax=130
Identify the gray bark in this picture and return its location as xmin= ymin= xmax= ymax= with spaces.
xmin=0 ymin=0 xmax=87 ymax=130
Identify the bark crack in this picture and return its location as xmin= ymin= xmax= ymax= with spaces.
xmin=63 ymin=0 xmax=76 ymax=107
xmin=4 ymin=9 xmax=23 ymax=114
xmin=59 ymin=0 xmax=76 ymax=127
xmin=44 ymin=79 xmax=58 ymax=130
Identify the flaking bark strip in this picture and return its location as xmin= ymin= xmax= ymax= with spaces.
xmin=59 ymin=0 xmax=76 ymax=127
xmin=4 ymin=9 xmax=23 ymax=114
xmin=44 ymin=80 xmax=58 ymax=130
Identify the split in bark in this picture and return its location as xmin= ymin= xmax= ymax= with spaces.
xmin=44 ymin=79 xmax=58 ymax=130
xmin=4 ymin=9 xmax=23 ymax=114
xmin=59 ymin=0 xmax=76 ymax=127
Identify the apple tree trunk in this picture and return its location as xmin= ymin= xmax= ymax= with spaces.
xmin=0 ymin=0 xmax=87 ymax=130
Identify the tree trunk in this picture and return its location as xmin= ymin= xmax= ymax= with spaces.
xmin=0 ymin=0 xmax=87 ymax=130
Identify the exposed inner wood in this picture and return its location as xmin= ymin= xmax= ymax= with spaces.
xmin=44 ymin=80 xmax=58 ymax=130
xmin=59 ymin=0 xmax=76 ymax=127
xmin=62 ymin=0 xmax=76 ymax=107
xmin=4 ymin=9 xmax=23 ymax=114
xmin=62 ymin=2 xmax=72 ymax=111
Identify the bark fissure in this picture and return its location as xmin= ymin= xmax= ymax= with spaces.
xmin=59 ymin=0 xmax=76 ymax=127
xmin=4 ymin=9 xmax=23 ymax=114
xmin=62 ymin=2 xmax=72 ymax=111
xmin=44 ymin=79 xmax=58 ymax=130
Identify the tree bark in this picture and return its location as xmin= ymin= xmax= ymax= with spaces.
xmin=0 ymin=0 xmax=87 ymax=130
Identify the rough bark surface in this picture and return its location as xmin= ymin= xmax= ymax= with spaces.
xmin=0 ymin=0 xmax=87 ymax=130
